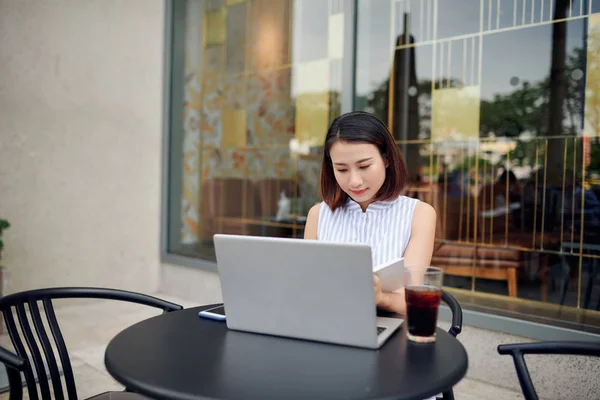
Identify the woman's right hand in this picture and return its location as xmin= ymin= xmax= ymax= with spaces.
xmin=374 ymin=274 xmax=407 ymax=315
xmin=374 ymin=274 xmax=385 ymax=307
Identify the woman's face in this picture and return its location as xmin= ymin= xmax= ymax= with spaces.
xmin=329 ymin=141 xmax=387 ymax=208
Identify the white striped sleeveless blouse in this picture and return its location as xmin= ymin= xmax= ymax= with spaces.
xmin=317 ymin=195 xmax=419 ymax=267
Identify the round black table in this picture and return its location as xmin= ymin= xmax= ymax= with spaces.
xmin=105 ymin=305 xmax=468 ymax=400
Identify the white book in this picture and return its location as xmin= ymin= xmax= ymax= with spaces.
xmin=373 ymin=257 xmax=405 ymax=292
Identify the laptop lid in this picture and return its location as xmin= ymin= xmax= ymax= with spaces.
xmin=213 ymin=234 xmax=380 ymax=348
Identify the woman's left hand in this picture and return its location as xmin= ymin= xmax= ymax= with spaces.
xmin=373 ymin=274 xmax=387 ymax=307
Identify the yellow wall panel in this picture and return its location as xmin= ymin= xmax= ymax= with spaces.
xmin=294 ymin=60 xmax=330 ymax=145
xmin=204 ymin=8 xmax=227 ymax=47
xmin=221 ymin=109 xmax=248 ymax=148
xmin=295 ymin=92 xmax=330 ymax=145
xmin=431 ymin=85 xmax=481 ymax=142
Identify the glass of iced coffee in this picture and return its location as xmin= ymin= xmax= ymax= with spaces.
xmin=404 ymin=266 xmax=443 ymax=343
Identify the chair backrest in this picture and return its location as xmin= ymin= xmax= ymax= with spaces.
xmin=0 ymin=345 xmax=27 ymax=400
xmin=441 ymin=290 xmax=462 ymax=337
xmin=0 ymin=287 xmax=182 ymax=400
xmin=497 ymin=341 xmax=600 ymax=400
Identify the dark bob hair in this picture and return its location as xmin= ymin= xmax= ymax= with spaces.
xmin=320 ymin=111 xmax=408 ymax=211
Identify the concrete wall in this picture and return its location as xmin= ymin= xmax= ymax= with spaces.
xmin=0 ymin=0 xmax=165 ymax=293
xmin=161 ymin=263 xmax=223 ymax=306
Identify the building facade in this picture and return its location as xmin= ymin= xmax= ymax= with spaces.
xmin=165 ymin=0 xmax=600 ymax=336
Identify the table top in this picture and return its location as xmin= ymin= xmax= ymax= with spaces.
xmin=105 ymin=305 xmax=468 ymax=400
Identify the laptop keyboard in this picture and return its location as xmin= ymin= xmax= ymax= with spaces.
xmin=377 ymin=326 xmax=387 ymax=335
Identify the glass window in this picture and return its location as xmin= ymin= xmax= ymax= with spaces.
xmin=166 ymin=0 xmax=600 ymax=333
xmin=167 ymin=0 xmax=354 ymax=261
xmin=356 ymin=0 xmax=600 ymax=334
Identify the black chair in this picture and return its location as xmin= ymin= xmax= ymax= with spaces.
xmin=436 ymin=290 xmax=463 ymax=400
xmin=0 ymin=287 xmax=183 ymax=400
xmin=441 ymin=290 xmax=463 ymax=337
xmin=0 ymin=345 xmax=27 ymax=400
xmin=498 ymin=340 xmax=600 ymax=400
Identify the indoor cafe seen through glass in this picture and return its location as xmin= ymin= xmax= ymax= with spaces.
xmin=166 ymin=0 xmax=600 ymax=334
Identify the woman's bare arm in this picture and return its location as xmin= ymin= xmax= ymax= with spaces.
xmin=303 ymin=203 xmax=321 ymax=240
xmin=403 ymin=201 xmax=437 ymax=268
xmin=376 ymin=201 xmax=437 ymax=314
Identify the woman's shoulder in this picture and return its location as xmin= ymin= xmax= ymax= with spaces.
xmin=411 ymin=199 xmax=436 ymax=224
xmin=307 ymin=201 xmax=335 ymax=225
xmin=393 ymin=195 xmax=435 ymax=219
xmin=392 ymin=194 xmax=420 ymax=209
xmin=396 ymin=194 xmax=419 ymax=203
xmin=307 ymin=202 xmax=323 ymax=219
xmin=311 ymin=200 xmax=343 ymax=216
xmin=304 ymin=202 xmax=323 ymax=240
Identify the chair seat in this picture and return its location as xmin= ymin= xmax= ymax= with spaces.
xmin=434 ymin=242 xmax=522 ymax=261
xmin=87 ymin=391 xmax=150 ymax=399
xmin=432 ymin=255 xmax=520 ymax=269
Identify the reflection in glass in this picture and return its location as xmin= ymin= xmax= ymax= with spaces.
xmin=172 ymin=0 xmax=351 ymax=261
xmin=168 ymin=0 xmax=600 ymax=333
xmin=355 ymin=0 xmax=600 ymax=332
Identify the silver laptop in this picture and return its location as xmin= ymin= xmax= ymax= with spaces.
xmin=213 ymin=234 xmax=402 ymax=349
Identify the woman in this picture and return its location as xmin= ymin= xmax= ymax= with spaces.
xmin=304 ymin=111 xmax=436 ymax=315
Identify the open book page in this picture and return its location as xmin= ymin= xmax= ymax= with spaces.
xmin=373 ymin=257 xmax=404 ymax=292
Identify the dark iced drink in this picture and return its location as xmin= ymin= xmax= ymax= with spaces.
xmin=405 ymin=285 xmax=442 ymax=342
